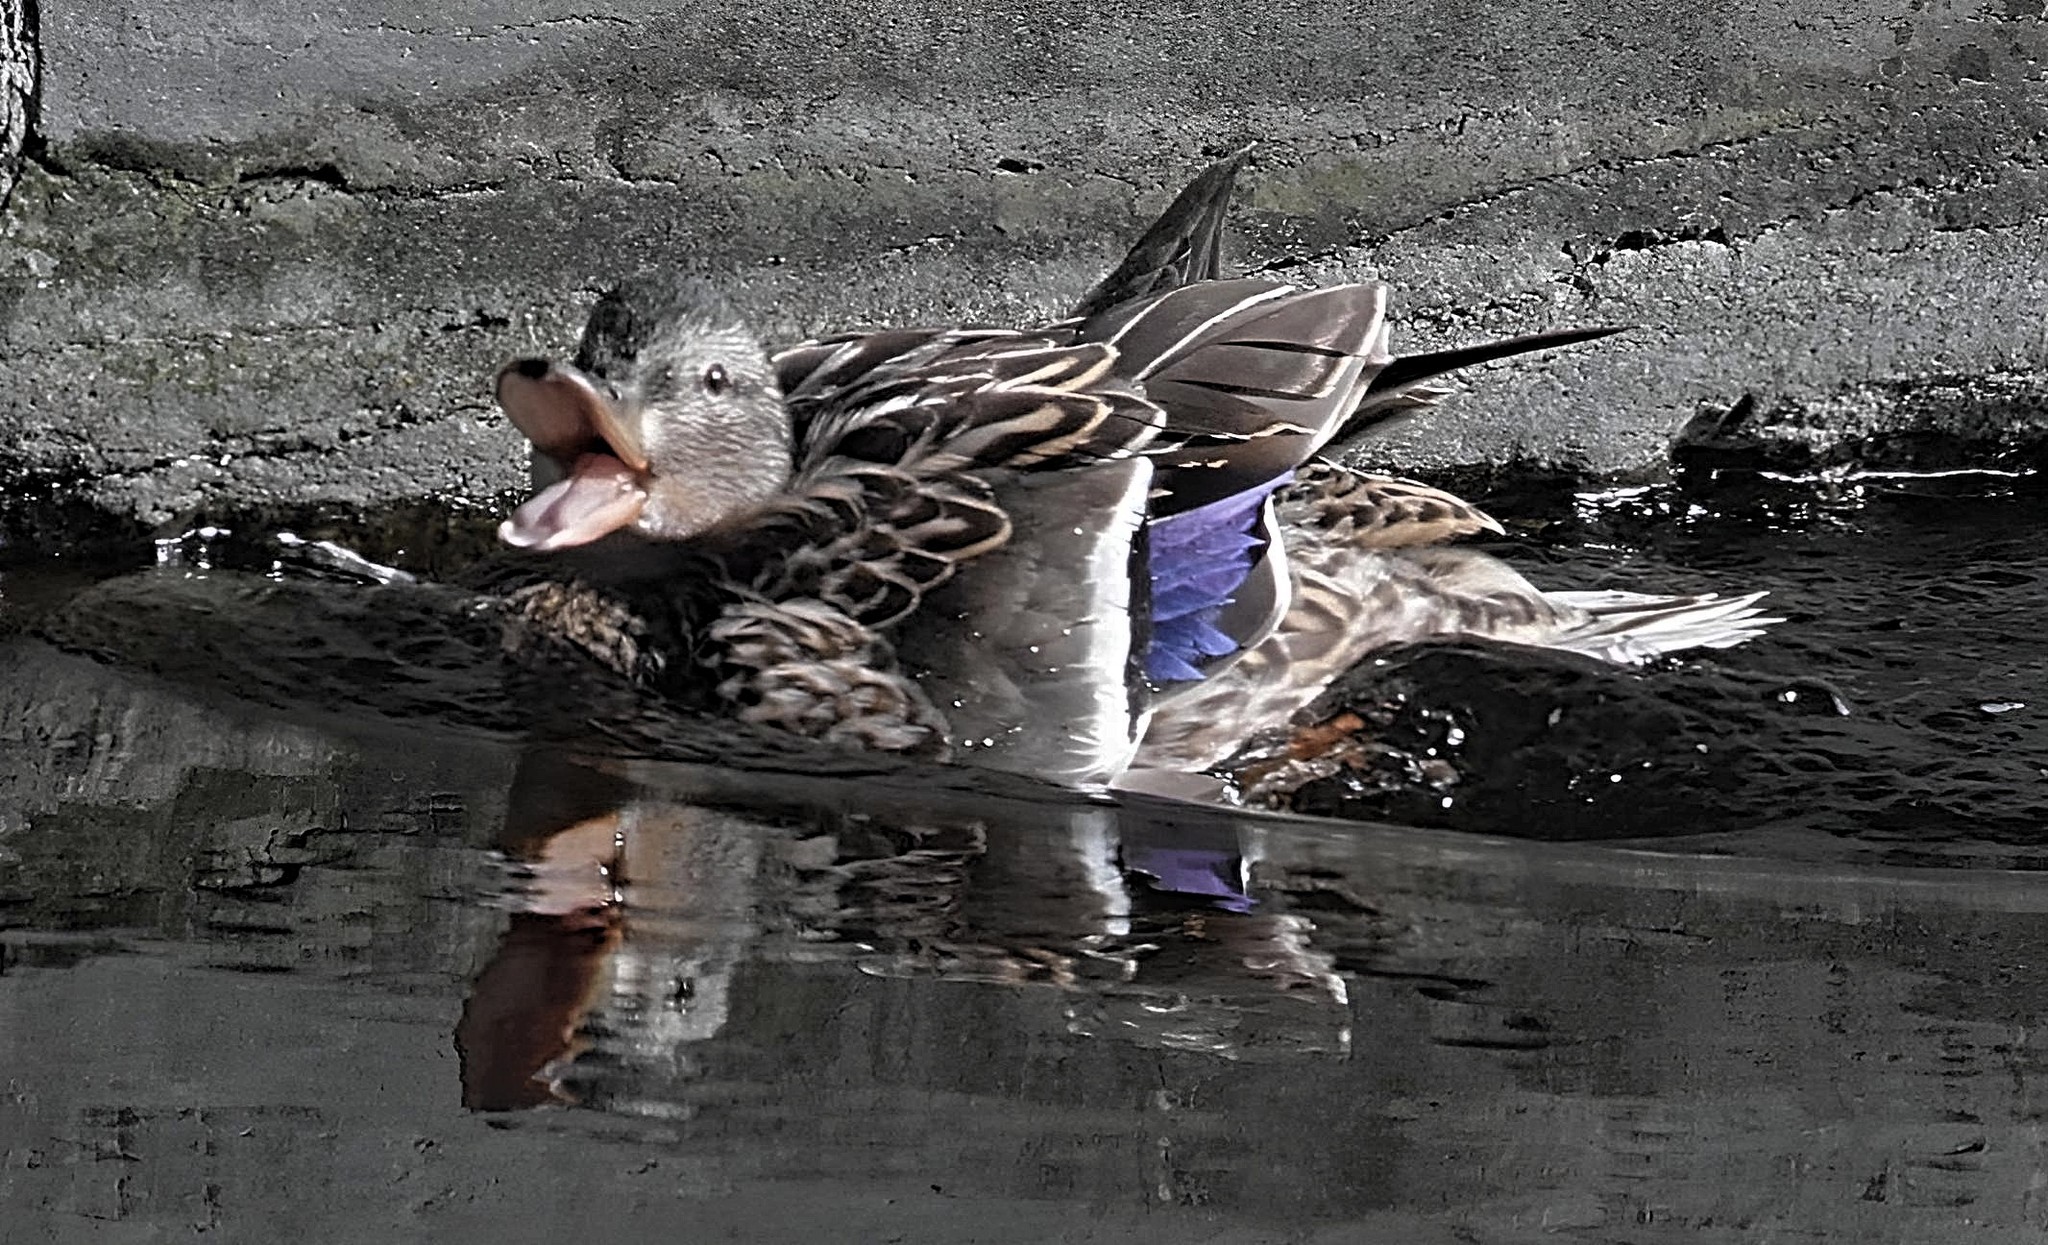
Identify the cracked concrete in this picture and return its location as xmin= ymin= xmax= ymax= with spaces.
xmin=2 ymin=0 xmax=2046 ymax=525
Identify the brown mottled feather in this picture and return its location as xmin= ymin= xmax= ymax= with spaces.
xmin=1279 ymin=461 xmax=1504 ymax=550
xmin=708 ymin=600 xmax=948 ymax=755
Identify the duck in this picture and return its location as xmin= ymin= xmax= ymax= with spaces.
xmin=487 ymin=149 xmax=1776 ymax=790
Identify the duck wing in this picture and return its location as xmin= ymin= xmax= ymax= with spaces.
xmin=1085 ymin=281 xmax=1623 ymax=511
xmin=1076 ymin=279 xmax=1385 ymax=512
xmin=749 ymin=331 xmax=1170 ymax=628
xmin=1069 ymin=145 xmax=1253 ymax=318
xmin=1279 ymin=460 xmax=1503 ymax=551
xmin=1141 ymin=463 xmax=1502 ymax=723
xmin=1133 ymin=543 xmax=1579 ymax=775
xmin=751 ymin=329 xmax=1175 ymax=777
xmin=1068 ymin=279 xmax=1390 ymax=684
xmin=777 ymin=329 xmax=1167 ymax=478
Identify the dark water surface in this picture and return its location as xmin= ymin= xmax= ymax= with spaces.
xmin=5 ymin=472 xmax=2048 ymax=1243
xmin=1254 ymin=470 xmax=2048 ymax=862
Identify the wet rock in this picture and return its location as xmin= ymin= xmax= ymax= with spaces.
xmin=1674 ymin=375 xmax=2048 ymax=477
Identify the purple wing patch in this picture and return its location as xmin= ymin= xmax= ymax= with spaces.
xmin=1144 ymin=472 xmax=1291 ymax=683
xmin=1123 ymin=846 xmax=1254 ymax=912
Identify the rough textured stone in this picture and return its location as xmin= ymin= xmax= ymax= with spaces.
xmin=0 ymin=0 xmax=29 ymax=204
xmin=2 ymin=0 xmax=2044 ymax=523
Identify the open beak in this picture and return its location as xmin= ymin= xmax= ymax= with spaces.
xmin=494 ymin=358 xmax=652 ymax=551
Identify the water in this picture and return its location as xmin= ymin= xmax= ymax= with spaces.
xmin=1242 ymin=468 xmax=2048 ymax=864
xmin=5 ymin=469 xmax=2048 ymax=1242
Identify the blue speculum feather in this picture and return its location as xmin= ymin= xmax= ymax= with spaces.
xmin=1124 ymin=846 xmax=1253 ymax=912
xmin=1144 ymin=472 xmax=1293 ymax=683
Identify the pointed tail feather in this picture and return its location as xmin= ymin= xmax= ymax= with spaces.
xmin=1340 ymin=325 xmax=1628 ymax=442
xmin=1071 ymin=146 xmax=1255 ymax=319
xmin=1541 ymin=589 xmax=1782 ymax=664
xmin=1366 ymin=325 xmax=1629 ymax=397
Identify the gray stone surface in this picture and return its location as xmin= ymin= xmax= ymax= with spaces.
xmin=1 ymin=0 xmax=2044 ymax=522
xmin=0 ymin=1 xmax=28 ymax=202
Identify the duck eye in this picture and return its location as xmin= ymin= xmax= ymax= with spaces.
xmin=700 ymin=362 xmax=731 ymax=396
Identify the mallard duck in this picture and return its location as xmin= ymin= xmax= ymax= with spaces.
xmin=490 ymin=150 xmax=1775 ymax=788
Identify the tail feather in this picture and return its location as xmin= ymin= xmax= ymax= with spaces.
xmin=1542 ymin=589 xmax=1782 ymax=664
xmin=1365 ymin=326 xmax=1629 ymax=396
xmin=1342 ymin=326 xmax=1627 ymax=442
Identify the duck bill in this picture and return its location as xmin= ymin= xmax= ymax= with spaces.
xmin=495 ymin=357 xmax=653 ymax=550
xmin=495 ymin=357 xmax=650 ymax=472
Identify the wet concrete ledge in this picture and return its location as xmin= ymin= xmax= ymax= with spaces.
xmin=0 ymin=1 xmax=2044 ymax=524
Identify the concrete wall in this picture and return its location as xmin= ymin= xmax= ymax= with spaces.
xmin=2 ymin=1 xmax=2044 ymax=523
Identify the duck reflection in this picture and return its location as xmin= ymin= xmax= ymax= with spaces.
xmin=454 ymin=754 xmax=628 ymax=1110
xmin=457 ymin=752 xmax=1350 ymax=1112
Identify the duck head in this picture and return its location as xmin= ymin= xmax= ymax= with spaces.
xmin=496 ymin=278 xmax=793 ymax=550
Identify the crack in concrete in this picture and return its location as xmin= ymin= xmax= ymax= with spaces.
xmin=24 ymin=132 xmax=1022 ymax=210
xmin=1733 ymin=154 xmax=2048 ymax=246
xmin=1566 ymin=224 xmax=1735 ymax=268
xmin=1248 ymin=121 xmax=1820 ymax=278
xmin=233 ymin=160 xmax=350 ymax=191
xmin=22 ymin=144 xmax=509 ymax=205
xmin=359 ymin=13 xmax=642 ymax=39
xmin=1556 ymin=223 xmax=1737 ymax=299
xmin=208 ymin=13 xmax=643 ymax=45
xmin=10 ymin=316 xmax=510 ymax=357
xmin=1253 ymin=140 xmax=2045 ymax=312
xmin=82 ymin=400 xmax=501 ymax=488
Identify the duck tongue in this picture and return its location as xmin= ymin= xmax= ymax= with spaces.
xmin=498 ymin=452 xmax=648 ymax=551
